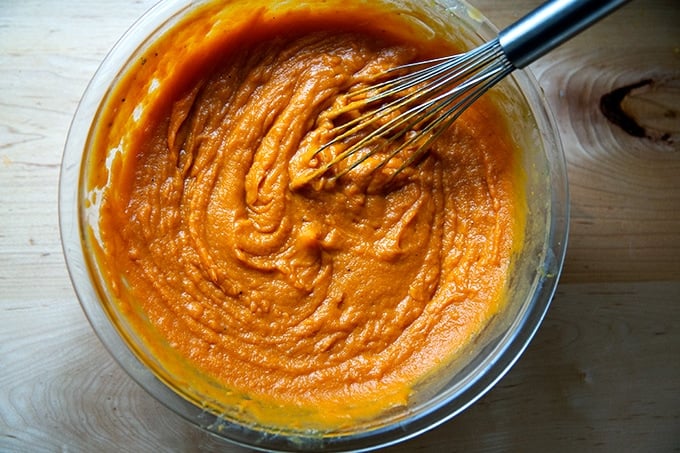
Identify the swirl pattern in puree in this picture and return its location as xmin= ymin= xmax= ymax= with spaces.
xmin=90 ymin=4 xmax=522 ymax=430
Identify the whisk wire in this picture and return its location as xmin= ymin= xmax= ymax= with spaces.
xmin=309 ymin=39 xmax=512 ymax=180
xmin=325 ymin=39 xmax=501 ymax=145
xmin=356 ymin=39 xmax=500 ymax=101
xmin=380 ymin=50 xmax=515 ymax=176
xmin=420 ymin=67 xmax=511 ymax=156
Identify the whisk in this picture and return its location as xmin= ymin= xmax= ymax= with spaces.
xmin=308 ymin=0 xmax=630 ymax=181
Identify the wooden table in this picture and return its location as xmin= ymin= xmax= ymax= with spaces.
xmin=2 ymin=0 xmax=679 ymax=451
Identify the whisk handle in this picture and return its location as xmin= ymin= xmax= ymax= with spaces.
xmin=498 ymin=0 xmax=630 ymax=69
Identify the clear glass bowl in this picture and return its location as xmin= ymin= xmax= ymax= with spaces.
xmin=59 ymin=0 xmax=569 ymax=451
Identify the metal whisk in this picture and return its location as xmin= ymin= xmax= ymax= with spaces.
xmin=308 ymin=0 xmax=630 ymax=181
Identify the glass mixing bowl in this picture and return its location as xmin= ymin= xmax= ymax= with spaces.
xmin=59 ymin=0 xmax=569 ymax=451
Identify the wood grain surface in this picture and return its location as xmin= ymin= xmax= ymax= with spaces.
xmin=1 ymin=0 xmax=679 ymax=452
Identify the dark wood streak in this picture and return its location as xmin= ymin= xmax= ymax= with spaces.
xmin=600 ymin=79 xmax=653 ymax=139
xmin=600 ymin=77 xmax=679 ymax=145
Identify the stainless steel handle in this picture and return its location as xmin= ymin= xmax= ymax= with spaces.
xmin=498 ymin=0 xmax=631 ymax=69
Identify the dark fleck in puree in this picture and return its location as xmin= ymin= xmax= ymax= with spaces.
xmin=87 ymin=0 xmax=523 ymax=430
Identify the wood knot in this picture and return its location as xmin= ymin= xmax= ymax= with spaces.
xmin=600 ymin=77 xmax=680 ymax=147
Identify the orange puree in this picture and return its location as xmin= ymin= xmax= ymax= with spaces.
xmin=87 ymin=1 xmax=521 ymax=430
